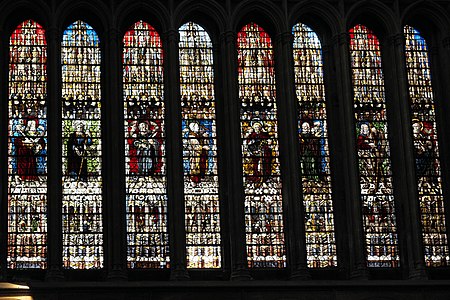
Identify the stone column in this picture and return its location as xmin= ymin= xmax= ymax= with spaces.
xmin=429 ymin=36 xmax=450 ymax=273
xmin=0 ymin=29 xmax=8 ymax=280
xmin=331 ymin=32 xmax=368 ymax=279
xmin=219 ymin=31 xmax=251 ymax=280
xmin=273 ymin=31 xmax=310 ymax=280
xmin=162 ymin=29 xmax=189 ymax=280
xmin=386 ymin=33 xmax=427 ymax=279
xmin=45 ymin=26 xmax=64 ymax=281
xmin=104 ymin=28 xmax=127 ymax=281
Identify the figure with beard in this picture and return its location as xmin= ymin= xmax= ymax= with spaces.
xmin=67 ymin=121 xmax=92 ymax=181
xmin=14 ymin=117 xmax=45 ymax=181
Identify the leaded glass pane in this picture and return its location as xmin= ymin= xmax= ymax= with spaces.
xmin=61 ymin=20 xmax=103 ymax=269
xmin=8 ymin=19 xmax=47 ymax=269
xmin=237 ymin=23 xmax=286 ymax=268
xmin=404 ymin=25 xmax=449 ymax=267
xmin=179 ymin=22 xmax=222 ymax=269
xmin=292 ymin=23 xmax=337 ymax=268
xmin=123 ymin=21 xmax=169 ymax=268
xmin=349 ymin=24 xmax=400 ymax=267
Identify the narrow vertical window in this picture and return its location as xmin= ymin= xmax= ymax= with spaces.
xmin=61 ymin=21 xmax=103 ymax=269
xmin=179 ymin=22 xmax=222 ymax=268
xmin=237 ymin=23 xmax=285 ymax=268
xmin=8 ymin=20 xmax=47 ymax=269
xmin=404 ymin=25 xmax=449 ymax=266
xmin=123 ymin=21 xmax=169 ymax=268
xmin=292 ymin=23 xmax=337 ymax=268
xmin=349 ymin=25 xmax=399 ymax=267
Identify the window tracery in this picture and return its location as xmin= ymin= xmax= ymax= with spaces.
xmin=404 ymin=25 xmax=449 ymax=267
xmin=123 ymin=20 xmax=169 ymax=268
xmin=61 ymin=20 xmax=103 ymax=269
xmin=179 ymin=22 xmax=222 ymax=269
xmin=292 ymin=23 xmax=337 ymax=268
xmin=349 ymin=24 xmax=400 ymax=267
xmin=237 ymin=23 xmax=286 ymax=268
xmin=8 ymin=19 xmax=48 ymax=269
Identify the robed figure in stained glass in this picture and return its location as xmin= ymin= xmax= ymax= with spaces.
xmin=412 ymin=119 xmax=436 ymax=187
xmin=243 ymin=119 xmax=274 ymax=185
xmin=298 ymin=120 xmax=322 ymax=181
xmin=12 ymin=117 xmax=46 ymax=181
xmin=128 ymin=120 xmax=161 ymax=176
xmin=67 ymin=120 xmax=92 ymax=181
xmin=183 ymin=120 xmax=210 ymax=184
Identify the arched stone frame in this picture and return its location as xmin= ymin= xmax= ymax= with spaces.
xmin=345 ymin=1 xmax=409 ymax=279
xmin=0 ymin=0 xmax=449 ymax=285
xmin=174 ymin=1 xmax=229 ymax=280
xmin=116 ymin=1 xmax=171 ymax=281
xmin=402 ymin=1 xmax=450 ymax=278
xmin=0 ymin=0 xmax=51 ymax=280
xmin=55 ymin=0 xmax=110 ymax=281
xmin=230 ymin=0 xmax=294 ymax=280
xmin=288 ymin=0 xmax=345 ymax=278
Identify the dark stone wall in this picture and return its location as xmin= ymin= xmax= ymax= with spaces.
xmin=0 ymin=0 xmax=450 ymax=298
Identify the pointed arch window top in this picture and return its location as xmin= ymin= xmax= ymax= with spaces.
xmin=123 ymin=20 xmax=162 ymax=48
xmin=63 ymin=21 xmax=99 ymax=47
xmin=11 ymin=20 xmax=46 ymax=46
xmin=179 ymin=22 xmax=212 ymax=48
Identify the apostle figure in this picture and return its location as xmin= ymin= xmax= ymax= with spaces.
xmin=412 ymin=120 xmax=436 ymax=188
xmin=67 ymin=120 xmax=92 ymax=181
xmin=184 ymin=121 xmax=210 ymax=184
xmin=299 ymin=120 xmax=321 ymax=181
xmin=128 ymin=121 xmax=160 ymax=176
xmin=357 ymin=122 xmax=387 ymax=193
xmin=13 ymin=117 xmax=46 ymax=181
xmin=243 ymin=121 xmax=273 ymax=185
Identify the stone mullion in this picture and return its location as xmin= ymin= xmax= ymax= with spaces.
xmin=45 ymin=27 xmax=64 ymax=281
xmin=430 ymin=37 xmax=450 ymax=270
xmin=274 ymin=32 xmax=310 ymax=280
xmin=322 ymin=41 xmax=348 ymax=277
xmin=163 ymin=29 xmax=189 ymax=280
xmin=388 ymin=33 xmax=427 ymax=279
xmin=0 ymin=29 xmax=8 ymax=279
xmin=219 ymin=31 xmax=251 ymax=280
xmin=105 ymin=28 xmax=127 ymax=281
xmin=212 ymin=40 xmax=231 ymax=274
xmin=331 ymin=32 xmax=368 ymax=279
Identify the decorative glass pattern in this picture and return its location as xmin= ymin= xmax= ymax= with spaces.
xmin=123 ymin=21 xmax=169 ymax=268
xmin=179 ymin=22 xmax=221 ymax=269
xmin=349 ymin=25 xmax=399 ymax=267
xmin=404 ymin=25 xmax=449 ymax=267
xmin=292 ymin=23 xmax=337 ymax=268
xmin=237 ymin=23 xmax=286 ymax=268
xmin=61 ymin=21 xmax=103 ymax=269
xmin=8 ymin=20 xmax=47 ymax=269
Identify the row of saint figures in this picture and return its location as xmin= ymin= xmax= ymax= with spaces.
xmin=4 ymin=18 xmax=450 ymax=270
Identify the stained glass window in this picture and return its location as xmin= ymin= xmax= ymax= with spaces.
xmin=61 ymin=20 xmax=103 ymax=269
xmin=404 ymin=25 xmax=449 ymax=267
xmin=8 ymin=20 xmax=47 ymax=269
xmin=292 ymin=23 xmax=337 ymax=268
xmin=179 ymin=22 xmax=221 ymax=269
xmin=237 ymin=23 xmax=285 ymax=268
xmin=123 ymin=21 xmax=169 ymax=268
xmin=349 ymin=24 xmax=399 ymax=267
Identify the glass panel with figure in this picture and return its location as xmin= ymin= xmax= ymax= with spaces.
xmin=123 ymin=21 xmax=169 ymax=268
xmin=8 ymin=20 xmax=48 ymax=269
xmin=179 ymin=22 xmax=222 ymax=268
xmin=292 ymin=23 xmax=337 ymax=268
xmin=404 ymin=25 xmax=449 ymax=267
xmin=61 ymin=20 xmax=103 ymax=269
xmin=237 ymin=23 xmax=286 ymax=268
xmin=349 ymin=24 xmax=399 ymax=267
